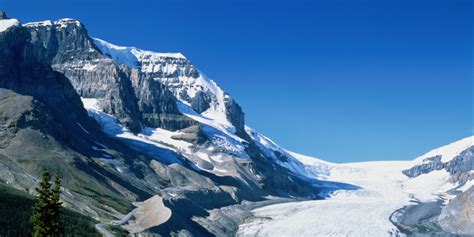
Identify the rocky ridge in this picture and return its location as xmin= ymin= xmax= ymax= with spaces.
xmin=0 ymin=14 xmax=324 ymax=236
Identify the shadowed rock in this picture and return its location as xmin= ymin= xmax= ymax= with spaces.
xmin=0 ymin=11 xmax=7 ymax=20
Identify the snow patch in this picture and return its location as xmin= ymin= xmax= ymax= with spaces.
xmin=0 ymin=19 xmax=19 ymax=32
xmin=93 ymin=38 xmax=185 ymax=69
xmin=23 ymin=20 xmax=52 ymax=27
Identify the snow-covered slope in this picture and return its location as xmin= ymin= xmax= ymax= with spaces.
xmin=0 ymin=18 xmax=19 ymax=32
xmin=238 ymin=161 xmax=412 ymax=236
xmin=413 ymin=136 xmax=473 ymax=164
xmin=238 ymin=160 xmax=462 ymax=236
xmin=238 ymin=136 xmax=474 ymax=236
xmin=90 ymin=37 xmax=326 ymax=186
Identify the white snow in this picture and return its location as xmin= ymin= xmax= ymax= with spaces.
xmin=177 ymin=102 xmax=248 ymax=158
xmin=238 ymin=157 xmax=460 ymax=236
xmin=23 ymin=20 xmax=52 ymax=27
xmin=54 ymin=18 xmax=81 ymax=28
xmin=80 ymin=98 xmax=244 ymax=176
xmin=0 ymin=19 xmax=19 ymax=32
xmin=244 ymin=134 xmax=472 ymax=237
xmin=81 ymin=98 xmax=99 ymax=110
xmin=246 ymin=126 xmax=332 ymax=180
xmin=93 ymin=38 xmax=185 ymax=69
xmin=414 ymin=136 xmax=473 ymax=164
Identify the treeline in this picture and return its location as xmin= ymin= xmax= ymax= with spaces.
xmin=0 ymin=183 xmax=100 ymax=237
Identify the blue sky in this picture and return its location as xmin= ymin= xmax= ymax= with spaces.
xmin=3 ymin=0 xmax=472 ymax=162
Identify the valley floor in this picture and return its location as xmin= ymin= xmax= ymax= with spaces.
xmin=237 ymin=161 xmax=455 ymax=237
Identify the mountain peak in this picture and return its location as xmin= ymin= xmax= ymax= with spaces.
xmin=0 ymin=11 xmax=8 ymax=20
xmin=23 ymin=18 xmax=81 ymax=28
xmin=54 ymin=18 xmax=81 ymax=27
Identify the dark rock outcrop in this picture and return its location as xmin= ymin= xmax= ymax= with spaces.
xmin=0 ymin=23 xmax=94 ymax=140
xmin=225 ymin=95 xmax=246 ymax=136
xmin=402 ymin=155 xmax=444 ymax=177
xmin=190 ymin=91 xmax=211 ymax=114
xmin=403 ymin=147 xmax=474 ymax=185
xmin=0 ymin=11 xmax=7 ymax=20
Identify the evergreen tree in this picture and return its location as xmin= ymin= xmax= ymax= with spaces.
xmin=50 ymin=175 xmax=63 ymax=235
xmin=31 ymin=172 xmax=63 ymax=237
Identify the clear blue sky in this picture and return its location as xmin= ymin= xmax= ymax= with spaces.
xmin=4 ymin=0 xmax=472 ymax=163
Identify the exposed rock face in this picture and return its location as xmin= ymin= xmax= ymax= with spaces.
xmin=225 ymin=96 xmax=246 ymax=136
xmin=438 ymin=186 xmax=474 ymax=235
xmin=402 ymin=155 xmax=444 ymax=177
xmin=190 ymin=91 xmax=211 ymax=113
xmin=403 ymin=146 xmax=474 ymax=185
xmin=0 ymin=14 xmax=325 ymax=236
xmin=0 ymin=22 xmax=93 ymax=138
xmin=93 ymin=38 xmax=247 ymax=137
xmin=0 ymin=24 xmax=152 ymax=219
xmin=0 ymin=89 xmax=54 ymax=147
xmin=24 ymin=20 xmax=194 ymax=132
xmin=0 ymin=11 xmax=7 ymax=20
xmin=445 ymin=147 xmax=474 ymax=184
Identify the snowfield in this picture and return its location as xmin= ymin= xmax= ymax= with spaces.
xmin=237 ymin=160 xmax=459 ymax=237
xmin=0 ymin=18 xmax=19 ymax=32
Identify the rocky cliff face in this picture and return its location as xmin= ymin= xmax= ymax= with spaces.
xmin=0 ymin=19 xmax=94 ymax=142
xmin=438 ymin=186 xmax=474 ymax=235
xmin=0 ymin=14 xmax=325 ymax=236
xmin=403 ymin=146 xmax=474 ymax=185
xmin=24 ymin=20 xmax=194 ymax=133
xmin=93 ymin=38 xmax=247 ymax=137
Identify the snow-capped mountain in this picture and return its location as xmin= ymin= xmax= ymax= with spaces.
xmin=0 ymin=13 xmax=326 ymax=236
xmin=92 ymin=37 xmax=244 ymax=136
xmin=0 ymin=11 xmax=472 ymax=236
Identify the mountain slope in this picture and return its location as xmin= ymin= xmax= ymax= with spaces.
xmin=0 ymin=13 xmax=326 ymax=236
xmin=1 ymin=12 xmax=471 ymax=236
xmin=0 ymin=183 xmax=101 ymax=237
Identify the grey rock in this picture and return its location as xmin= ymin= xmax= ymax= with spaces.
xmin=438 ymin=186 xmax=474 ymax=235
xmin=225 ymin=95 xmax=246 ymax=136
xmin=190 ymin=91 xmax=210 ymax=114
xmin=24 ymin=20 xmax=194 ymax=132
xmin=0 ymin=16 xmax=326 ymax=236
xmin=403 ymin=147 xmax=474 ymax=185
xmin=0 ymin=11 xmax=7 ymax=20
xmin=170 ymin=125 xmax=207 ymax=144
xmin=402 ymin=155 xmax=444 ymax=177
